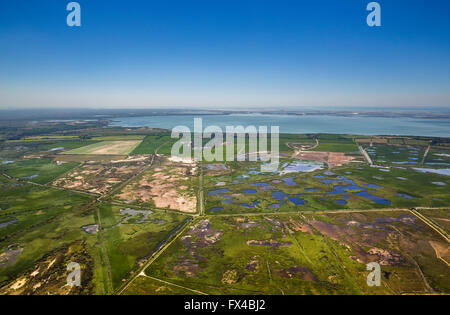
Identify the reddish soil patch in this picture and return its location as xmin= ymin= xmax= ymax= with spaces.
xmin=294 ymin=151 xmax=360 ymax=168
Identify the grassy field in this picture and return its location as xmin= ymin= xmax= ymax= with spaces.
xmin=0 ymin=183 xmax=97 ymax=293
xmin=91 ymin=135 xmax=146 ymax=141
xmin=62 ymin=140 xmax=142 ymax=155
xmin=311 ymin=135 xmax=359 ymax=153
xmin=0 ymin=158 xmax=79 ymax=184
xmin=131 ymin=134 xmax=178 ymax=155
xmin=97 ymin=203 xmax=189 ymax=290
xmin=144 ymin=211 xmax=449 ymax=294
xmin=122 ymin=275 xmax=199 ymax=295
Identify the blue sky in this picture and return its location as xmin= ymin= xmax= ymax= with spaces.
xmin=0 ymin=0 xmax=449 ymax=109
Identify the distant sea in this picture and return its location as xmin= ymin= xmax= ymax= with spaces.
xmin=110 ymin=114 xmax=450 ymax=137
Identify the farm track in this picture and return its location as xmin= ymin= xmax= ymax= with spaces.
xmin=421 ymin=144 xmax=431 ymax=165
xmin=302 ymin=215 xmax=363 ymax=294
xmin=95 ymin=201 xmax=114 ymax=294
xmin=0 ymin=171 xmax=12 ymax=180
xmin=115 ymin=206 xmax=450 ymax=295
xmin=288 ymin=138 xmax=319 ymax=157
xmin=97 ymin=157 xmax=154 ymax=202
xmin=199 ymin=161 xmax=204 ymax=216
xmin=410 ymin=209 xmax=450 ymax=243
xmin=116 ymin=216 xmax=194 ymax=295
xmin=139 ymin=274 xmax=208 ymax=295
xmin=358 ymin=145 xmax=373 ymax=166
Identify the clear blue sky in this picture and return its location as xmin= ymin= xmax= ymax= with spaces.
xmin=0 ymin=0 xmax=449 ymax=109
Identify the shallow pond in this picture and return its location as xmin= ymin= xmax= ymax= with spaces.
xmin=365 ymin=184 xmax=381 ymax=189
xmin=413 ymin=168 xmax=450 ymax=176
xmin=282 ymin=177 xmax=296 ymax=185
xmin=208 ymin=188 xmax=230 ymax=196
xmin=355 ymin=191 xmax=391 ymax=205
xmin=288 ymin=196 xmax=306 ymax=205
xmin=209 ymin=207 xmax=225 ymax=212
xmin=239 ymin=200 xmax=260 ymax=208
xmin=279 ymin=160 xmax=324 ymax=175
xmin=397 ymin=193 xmax=413 ymax=199
xmin=271 ymin=190 xmax=288 ymax=204
xmin=0 ymin=219 xmax=18 ymax=228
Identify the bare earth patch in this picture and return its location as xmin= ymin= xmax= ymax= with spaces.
xmin=114 ymin=157 xmax=197 ymax=213
xmin=293 ymin=151 xmax=361 ymax=168
xmin=53 ymin=160 xmax=146 ymax=194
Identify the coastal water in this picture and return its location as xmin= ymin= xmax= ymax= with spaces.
xmin=110 ymin=114 xmax=450 ymax=137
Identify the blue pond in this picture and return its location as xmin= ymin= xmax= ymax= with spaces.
xmin=282 ymin=177 xmax=296 ymax=185
xmin=208 ymin=188 xmax=230 ymax=196
xmin=304 ymin=188 xmax=317 ymax=192
xmin=355 ymin=191 xmax=391 ymax=205
xmin=209 ymin=207 xmax=225 ymax=212
xmin=288 ymin=196 xmax=306 ymax=205
xmin=272 ymin=190 xmax=288 ymax=204
xmin=365 ymin=184 xmax=381 ymax=189
xmin=254 ymin=182 xmax=270 ymax=187
xmin=271 ymin=190 xmax=305 ymax=205
xmin=24 ymin=173 xmax=39 ymax=179
xmin=334 ymin=200 xmax=348 ymax=205
xmin=280 ymin=160 xmax=324 ymax=174
xmin=239 ymin=200 xmax=260 ymax=208
xmin=242 ymin=189 xmax=257 ymax=194
xmin=397 ymin=193 xmax=413 ymax=199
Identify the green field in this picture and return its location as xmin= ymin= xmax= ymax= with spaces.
xmin=131 ymin=134 xmax=179 ymax=155
xmin=0 ymin=183 xmax=96 ymax=292
xmin=0 ymin=158 xmax=79 ymax=184
xmin=98 ymin=204 xmax=189 ymax=289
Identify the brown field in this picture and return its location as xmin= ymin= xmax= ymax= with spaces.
xmin=112 ymin=157 xmax=198 ymax=213
xmin=52 ymin=159 xmax=148 ymax=194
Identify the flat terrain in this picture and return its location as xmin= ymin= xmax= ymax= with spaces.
xmin=111 ymin=156 xmax=198 ymax=213
xmin=0 ymin=121 xmax=448 ymax=295
xmin=0 ymin=158 xmax=79 ymax=184
xmin=62 ymin=141 xmax=142 ymax=155
xmin=140 ymin=211 xmax=449 ymax=295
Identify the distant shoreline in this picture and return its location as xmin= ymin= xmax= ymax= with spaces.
xmin=0 ymin=108 xmax=449 ymax=121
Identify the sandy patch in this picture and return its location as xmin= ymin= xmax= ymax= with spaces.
xmin=116 ymin=158 xmax=197 ymax=213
